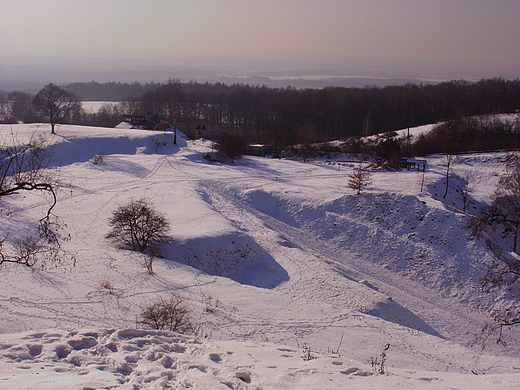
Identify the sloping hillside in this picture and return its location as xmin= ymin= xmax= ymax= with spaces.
xmin=0 ymin=123 xmax=519 ymax=389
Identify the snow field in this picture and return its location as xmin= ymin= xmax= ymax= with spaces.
xmin=0 ymin=123 xmax=519 ymax=388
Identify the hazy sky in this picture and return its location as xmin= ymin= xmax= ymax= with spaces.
xmin=2 ymin=0 xmax=520 ymax=86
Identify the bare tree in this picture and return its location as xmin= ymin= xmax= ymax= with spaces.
xmin=470 ymin=154 xmax=520 ymax=253
xmin=106 ymin=198 xmax=170 ymax=253
xmin=33 ymin=83 xmax=82 ymax=134
xmin=0 ymin=94 xmax=10 ymax=123
xmin=140 ymin=89 xmax=165 ymax=121
xmin=117 ymin=98 xmax=141 ymax=116
xmin=442 ymin=154 xmax=454 ymax=199
xmin=348 ymin=163 xmax=372 ymax=194
xmin=138 ymin=294 xmax=194 ymax=334
xmin=0 ymin=133 xmax=69 ymax=267
xmin=456 ymin=169 xmax=477 ymax=212
xmin=138 ymin=80 xmax=188 ymax=144
xmin=161 ymin=79 xmax=186 ymax=145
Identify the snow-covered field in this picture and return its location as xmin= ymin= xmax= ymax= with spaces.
xmin=81 ymin=101 xmax=119 ymax=113
xmin=0 ymin=123 xmax=519 ymax=389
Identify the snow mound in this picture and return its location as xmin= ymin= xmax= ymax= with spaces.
xmin=165 ymin=232 xmax=289 ymax=289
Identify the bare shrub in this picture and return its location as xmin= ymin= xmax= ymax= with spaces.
xmin=100 ymin=280 xmax=115 ymax=294
xmin=301 ymin=344 xmax=316 ymax=361
xmin=89 ymin=154 xmax=105 ymax=165
xmin=370 ymin=343 xmax=390 ymax=374
xmin=138 ymin=295 xmax=194 ymax=334
xmin=298 ymin=144 xmax=319 ymax=163
xmin=151 ymin=137 xmax=168 ymax=151
xmin=106 ymin=198 xmax=170 ymax=253
xmin=202 ymin=294 xmax=222 ymax=313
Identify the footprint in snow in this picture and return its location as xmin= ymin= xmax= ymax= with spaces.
xmin=209 ymin=353 xmax=223 ymax=363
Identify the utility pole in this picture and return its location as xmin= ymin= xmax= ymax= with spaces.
xmin=364 ymin=113 xmax=371 ymax=137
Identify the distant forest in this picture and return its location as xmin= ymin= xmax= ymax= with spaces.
xmin=64 ymin=81 xmax=160 ymax=101
xmin=65 ymin=78 xmax=520 ymax=140
xmin=2 ymin=78 xmax=519 ymax=155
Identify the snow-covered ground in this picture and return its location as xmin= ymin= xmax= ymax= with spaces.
xmin=0 ymin=123 xmax=519 ymax=389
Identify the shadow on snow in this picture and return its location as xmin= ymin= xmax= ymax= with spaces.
xmin=162 ymin=232 xmax=290 ymax=289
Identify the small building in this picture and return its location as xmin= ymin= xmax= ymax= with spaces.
xmin=121 ymin=114 xmax=145 ymax=126
xmin=401 ymin=158 xmax=427 ymax=172
xmin=117 ymin=114 xmax=171 ymax=131
xmin=246 ymin=144 xmax=273 ymax=157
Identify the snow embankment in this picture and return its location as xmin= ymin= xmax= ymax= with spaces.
xmin=243 ymin=189 xmax=519 ymax=315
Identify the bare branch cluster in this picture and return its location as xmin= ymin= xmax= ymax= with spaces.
xmin=0 ymin=133 xmax=70 ymax=268
xmin=0 ymin=133 xmax=52 ymax=191
xmin=469 ymin=154 xmax=520 ymax=253
xmin=0 ymin=222 xmax=67 ymax=268
xmin=474 ymin=314 xmax=520 ymax=348
xmin=481 ymin=258 xmax=520 ymax=290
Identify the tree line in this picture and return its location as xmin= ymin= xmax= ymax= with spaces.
xmin=64 ymin=81 xmax=160 ymax=101
xmin=1 ymin=78 xmax=519 ymax=152
xmin=413 ymin=115 xmax=520 ymax=156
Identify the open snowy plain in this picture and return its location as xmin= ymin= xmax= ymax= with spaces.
xmin=0 ymin=123 xmax=519 ymax=389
